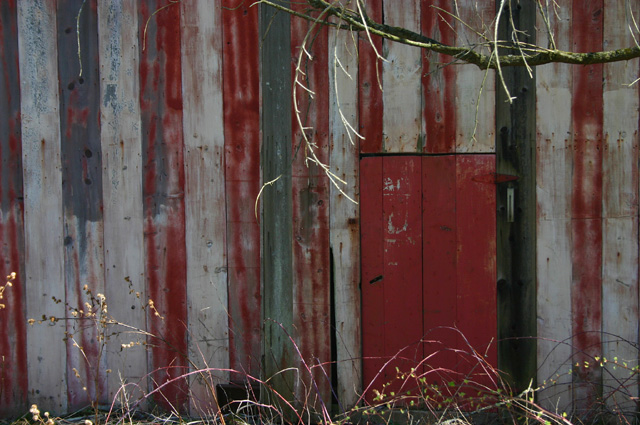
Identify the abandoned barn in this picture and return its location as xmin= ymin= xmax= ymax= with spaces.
xmin=0 ymin=0 xmax=639 ymax=420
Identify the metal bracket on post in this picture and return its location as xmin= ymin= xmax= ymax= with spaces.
xmin=507 ymin=185 xmax=515 ymax=223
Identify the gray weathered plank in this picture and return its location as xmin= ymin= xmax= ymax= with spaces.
xmin=328 ymin=25 xmax=361 ymax=408
xmin=382 ymin=0 xmax=421 ymax=152
xmin=17 ymin=0 xmax=67 ymax=413
xmin=535 ymin=3 xmax=573 ymax=411
xmin=260 ymin=1 xmax=295 ymax=409
xmin=602 ymin=0 xmax=639 ymax=411
xmin=97 ymin=0 xmax=148 ymax=404
xmin=180 ymin=0 xmax=230 ymax=414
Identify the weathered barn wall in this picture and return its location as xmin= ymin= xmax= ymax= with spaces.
xmin=0 ymin=0 xmax=638 ymax=419
xmin=536 ymin=0 xmax=640 ymax=415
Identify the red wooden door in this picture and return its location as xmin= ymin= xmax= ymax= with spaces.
xmin=361 ymin=155 xmax=497 ymax=402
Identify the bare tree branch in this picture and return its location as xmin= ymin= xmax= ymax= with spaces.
xmin=257 ymin=0 xmax=640 ymax=69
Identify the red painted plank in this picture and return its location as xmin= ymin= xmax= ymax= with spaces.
xmin=382 ymin=156 xmax=423 ymax=394
xmin=56 ymin=0 xmax=106 ymax=410
xmin=455 ymin=155 xmax=497 ymax=395
xmin=571 ymin=0 xmax=603 ymax=412
xmin=291 ymin=180 xmax=331 ymax=405
xmin=421 ymin=1 xmax=456 ymax=153
xmin=290 ymin=4 xmax=332 ymax=405
xmin=358 ymin=0 xmax=383 ymax=153
xmin=422 ymin=156 xmax=458 ymax=389
xmin=222 ymin=1 xmax=261 ymax=381
xmin=138 ymin=1 xmax=188 ymax=411
xmin=0 ymin=1 xmax=27 ymax=415
xmin=360 ymin=157 xmax=385 ymax=398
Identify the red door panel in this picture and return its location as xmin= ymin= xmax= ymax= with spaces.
xmin=361 ymin=155 xmax=497 ymax=404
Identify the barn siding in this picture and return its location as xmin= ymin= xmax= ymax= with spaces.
xmin=328 ymin=23 xmax=361 ymax=408
xmin=0 ymin=0 xmax=27 ymax=417
xmin=536 ymin=0 xmax=574 ymax=411
xmin=97 ymin=0 xmax=148 ymax=407
xmin=602 ymin=0 xmax=639 ymax=414
xmin=222 ymin=0 xmax=261 ymax=383
xmin=57 ymin=0 xmax=106 ymax=409
xmin=536 ymin=0 xmax=640 ymax=417
xmin=290 ymin=3 xmax=332 ymax=407
xmin=17 ymin=0 xmax=67 ymax=413
xmin=0 ymin=0 xmax=637 ymax=418
xmin=181 ymin=0 xmax=229 ymax=413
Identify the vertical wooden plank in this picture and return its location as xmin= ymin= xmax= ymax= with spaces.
xmin=290 ymin=6 xmax=332 ymax=406
xmin=536 ymin=2 xmax=573 ymax=412
xmin=422 ymin=156 xmax=458 ymax=383
xmin=382 ymin=0 xmax=421 ymax=153
xmin=181 ymin=0 xmax=230 ymax=413
xmin=260 ymin=1 xmax=294 ymax=407
xmin=571 ymin=0 xmax=603 ymax=413
xmin=329 ymin=25 xmax=361 ymax=408
xmin=358 ymin=0 xmax=383 ymax=154
xmin=0 ymin=0 xmax=27 ymax=416
xmin=221 ymin=0 xmax=261 ymax=382
xmin=382 ymin=156 xmax=423 ymax=386
xmin=360 ymin=157 xmax=384 ymax=398
xmin=602 ymin=0 xmax=639 ymax=412
xmin=421 ymin=1 xmax=456 ymax=153
xmin=495 ymin=0 xmax=537 ymax=393
xmin=56 ymin=0 xmax=106 ymax=410
xmin=138 ymin=1 xmax=188 ymax=411
xmin=97 ymin=0 xmax=148 ymax=403
xmin=455 ymin=155 xmax=496 ymax=385
xmin=17 ymin=0 xmax=67 ymax=413
xmin=455 ymin=2 xmax=495 ymax=153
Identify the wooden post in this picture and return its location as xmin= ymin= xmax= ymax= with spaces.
xmin=260 ymin=1 xmax=295 ymax=409
xmin=495 ymin=0 xmax=537 ymax=393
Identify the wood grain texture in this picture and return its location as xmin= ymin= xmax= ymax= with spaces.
xmin=602 ymin=0 xmax=639 ymax=411
xmin=535 ymin=1 xmax=573 ymax=412
xmin=358 ymin=0 xmax=383 ymax=154
xmin=290 ymin=6 xmax=332 ymax=405
xmin=0 ymin=0 xmax=27 ymax=416
xmin=422 ymin=156 xmax=458 ymax=381
xmin=382 ymin=156 xmax=423 ymax=394
xmin=180 ymin=0 xmax=230 ymax=413
xmin=56 ymin=0 xmax=107 ymax=409
xmin=382 ymin=0 xmax=421 ymax=153
xmin=494 ymin=0 xmax=538 ymax=393
xmin=138 ymin=1 xmax=189 ymax=411
xmin=455 ymin=1 xmax=495 ymax=153
xmin=222 ymin=0 xmax=261 ymax=384
xmin=260 ymin=2 xmax=294 ymax=407
xmin=455 ymin=155 xmax=496 ymax=388
xmin=97 ymin=0 xmax=148 ymax=404
xmin=328 ymin=25 xmax=361 ymax=408
xmin=17 ymin=0 xmax=67 ymax=413
xmin=360 ymin=157 xmax=385 ymax=400
xmin=421 ymin=1 xmax=456 ymax=153
xmin=570 ymin=0 xmax=603 ymax=412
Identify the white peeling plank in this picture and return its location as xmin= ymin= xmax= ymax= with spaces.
xmin=180 ymin=0 xmax=229 ymax=415
xmin=329 ymin=25 xmax=361 ymax=408
xmin=17 ymin=0 xmax=67 ymax=413
xmin=602 ymin=0 xmax=639 ymax=411
xmin=535 ymin=3 xmax=573 ymax=413
xmin=382 ymin=0 xmax=421 ymax=153
xmin=455 ymin=1 xmax=495 ymax=153
xmin=97 ymin=0 xmax=148 ymax=404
